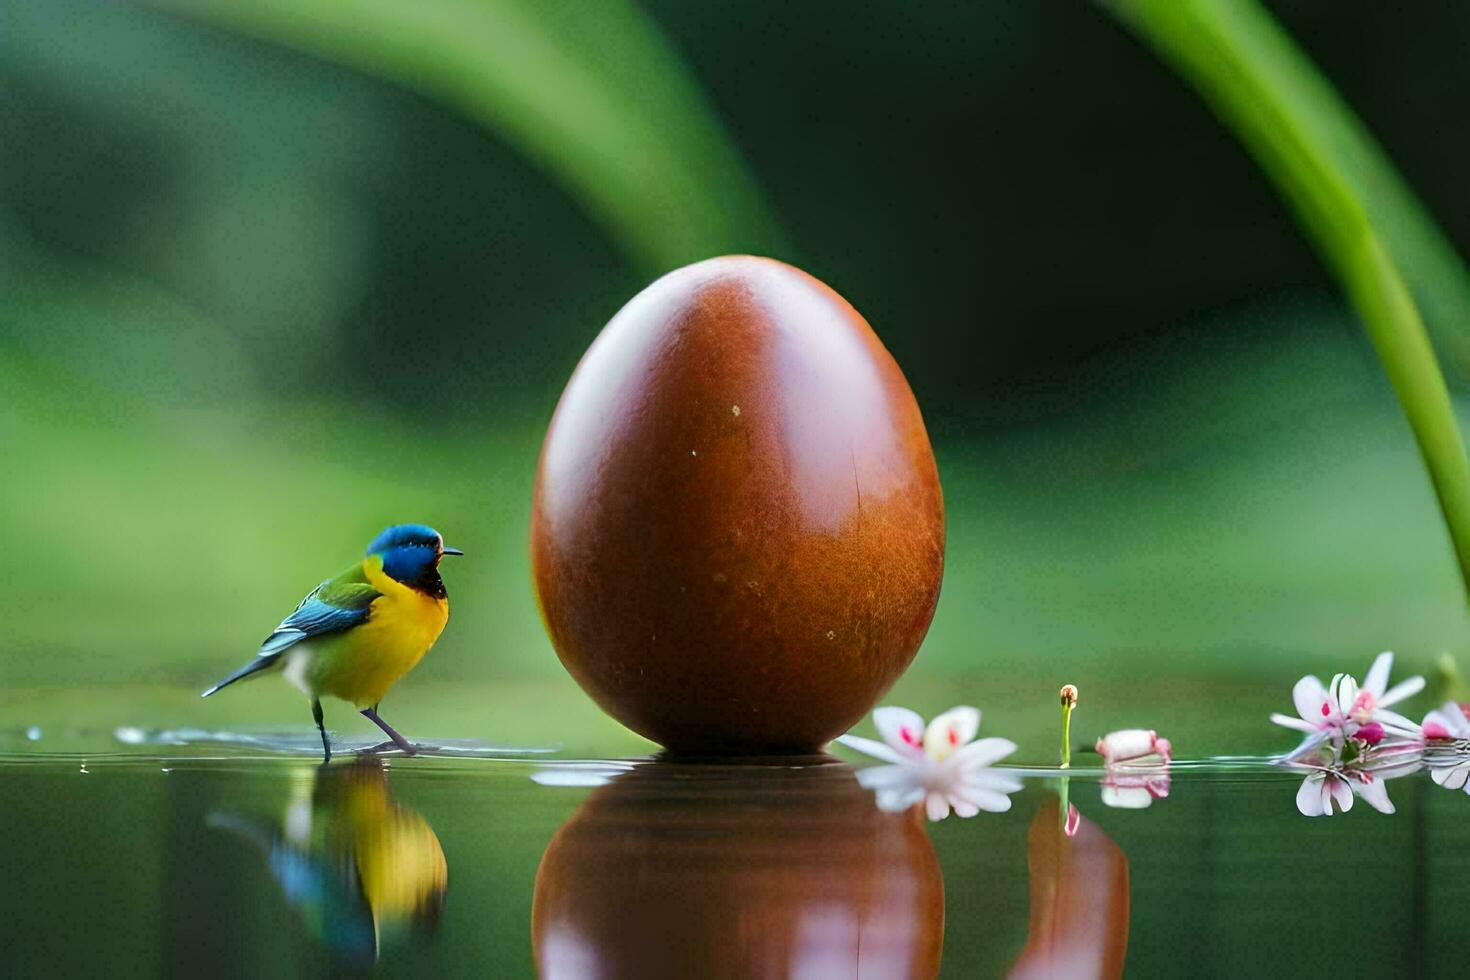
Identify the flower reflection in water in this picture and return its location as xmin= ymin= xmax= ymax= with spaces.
xmin=208 ymin=759 xmax=446 ymax=967
xmin=1421 ymin=701 xmax=1470 ymax=793
xmin=1009 ymin=798 xmax=1130 ymax=980
xmin=532 ymin=760 xmax=944 ymax=979
xmin=837 ymin=706 xmax=1023 ymax=820
xmin=1285 ymin=749 xmax=1421 ymax=817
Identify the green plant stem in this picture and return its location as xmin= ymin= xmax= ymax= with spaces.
xmin=1060 ymin=701 xmax=1073 ymax=768
xmin=1105 ymin=0 xmax=1470 ymax=600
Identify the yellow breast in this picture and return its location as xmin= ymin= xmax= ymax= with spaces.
xmin=309 ymin=558 xmax=448 ymax=708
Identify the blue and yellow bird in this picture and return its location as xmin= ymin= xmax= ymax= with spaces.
xmin=203 ymin=524 xmax=462 ymax=761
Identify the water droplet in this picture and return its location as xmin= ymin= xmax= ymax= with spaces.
xmin=25 ymin=726 xmax=41 ymax=741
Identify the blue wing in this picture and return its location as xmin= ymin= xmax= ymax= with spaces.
xmin=202 ymin=563 xmax=379 ymax=697
xmin=258 ymin=579 xmax=377 ymax=655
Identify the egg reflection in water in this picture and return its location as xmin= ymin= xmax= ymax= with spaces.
xmin=208 ymin=759 xmax=447 ymax=968
xmin=533 ymin=761 xmax=944 ymax=978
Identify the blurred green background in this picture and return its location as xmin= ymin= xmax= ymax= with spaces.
xmin=3 ymin=0 xmax=1469 ymax=756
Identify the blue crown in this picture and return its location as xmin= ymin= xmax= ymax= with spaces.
xmin=366 ymin=524 xmax=443 ymax=557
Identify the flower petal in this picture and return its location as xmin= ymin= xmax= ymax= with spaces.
xmin=855 ymin=764 xmax=919 ymax=790
xmin=1363 ymin=651 xmax=1393 ymax=698
xmin=1101 ymin=784 xmax=1155 ymax=809
xmin=1435 ymin=702 xmax=1468 ymax=735
xmin=836 ymin=734 xmax=906 ymax=764
xmin=1296 ymin=773 xmax=1325 ymax=816
xmin=925 ymin=791 xmax=952 ymax=821
xmin=951 ymin=799 xmax=980 ymax=818
xmin=1373 ymin=709 xmax=1421 ymax=737
xmin=1354 ymin=775 xmax=1395 ymax=815
xmin=1422 ymin=707 xmax=1462 ymax=738
xmin=1293 ymin=675 xmax=1330 ymax=724
xmin=960 ymin=787 xmax=1015 ymax=813
xmin=1336 ymin=675 xmax=1359 ymax=717
xmin=1096 ymin=729 xmax=1155 ymax=764
xmin=874 ymin=785 xmax=926 ymax=813
xmin=874 ymin=706 xmax=928 ymax=756
xmin=968 ymin=770 xmax=1025 ymax=795
xmin=1433 ymin=762 xmax=1470 ymax=791
xmin=924 ymin=706 xmax=980 ymax=759
xmin=1379 ymin=675 xmax=1425 ymax=708
xmin=1328 ymin=774 xmax=1354 ymax=815
xmin=1270 ymin=712 xmax=1319 ymax=733
xmin=949 ymin=736 xmax=1016 ymax=771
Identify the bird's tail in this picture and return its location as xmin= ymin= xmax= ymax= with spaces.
xmin=201 ymin=653 xmax=282 ymax=698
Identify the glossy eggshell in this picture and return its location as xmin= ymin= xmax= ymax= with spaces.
xmin=531 ymin=255 xmax=945 ymax=753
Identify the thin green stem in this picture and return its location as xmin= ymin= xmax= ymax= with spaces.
xmin=1105 ymin=0 xmax=1470 ymax=601
xmin=1060 ymin=701 xmax=1073 ymax=768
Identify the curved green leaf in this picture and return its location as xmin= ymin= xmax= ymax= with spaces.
xmin=145 ymin=0 xmax=784 ymax=274
xmin=1105 ymin=0 xmax=1470 ymax=600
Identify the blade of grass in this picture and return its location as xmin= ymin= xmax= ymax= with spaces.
xmin=1103 ymin=0 xmax=1470 ymax=602
xmin=144 ymin=0 xmax=783 ymax=275
xmin=1107 ymin=0 xmax=1470 ymax=374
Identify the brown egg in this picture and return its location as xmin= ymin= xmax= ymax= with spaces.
xmin=531 ymin=256 xmax=945 ymax=753
xmin=532 ymin=761 xmax=945 ymax=977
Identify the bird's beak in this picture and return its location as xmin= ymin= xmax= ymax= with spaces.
xmin=441 ymin=546 xmax=465 ymax=556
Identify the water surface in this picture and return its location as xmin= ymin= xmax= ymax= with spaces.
xmin=1 ymin=740 xmax=1464 ymax=977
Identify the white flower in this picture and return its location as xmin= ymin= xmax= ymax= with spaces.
xmin=1095 ymin=729 xmax=1172 ymax=768
xmin=1270 ymin=651 xmax=1424 ymax=752
xmin=1421 ymin=702 xmax=1470 ymax=793
xmin=838 ymin=705 xmax=1022 ymax=821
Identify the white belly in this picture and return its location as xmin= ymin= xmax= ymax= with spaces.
xmin=282 ymin=642 xmax=318 ymax=697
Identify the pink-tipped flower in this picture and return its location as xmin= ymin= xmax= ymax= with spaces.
xmin=838 ymin=705 xmax=1022 ymax=821
xmin=1095 ymin=729 xmax=1171 ymax=768
xmin=1270 ymin=651 xmax=1424 ymax=752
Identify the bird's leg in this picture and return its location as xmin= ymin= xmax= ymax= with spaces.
xmin=361 ymin=706 xmax=417 ymax=756
xmin=312 ymin=698 xmax=331 ymax=764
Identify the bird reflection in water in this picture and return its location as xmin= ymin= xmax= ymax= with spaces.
xmin=1009 ymin=798 xmax=1130 ymax=980
xmin=533 ymin=759 xmax=944 ymax=979
xmin=208 ymin=758 xmax=446 ymax=968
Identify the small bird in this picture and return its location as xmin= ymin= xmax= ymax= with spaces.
xmin=203 ymin=524 xmax=462 ymax=762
